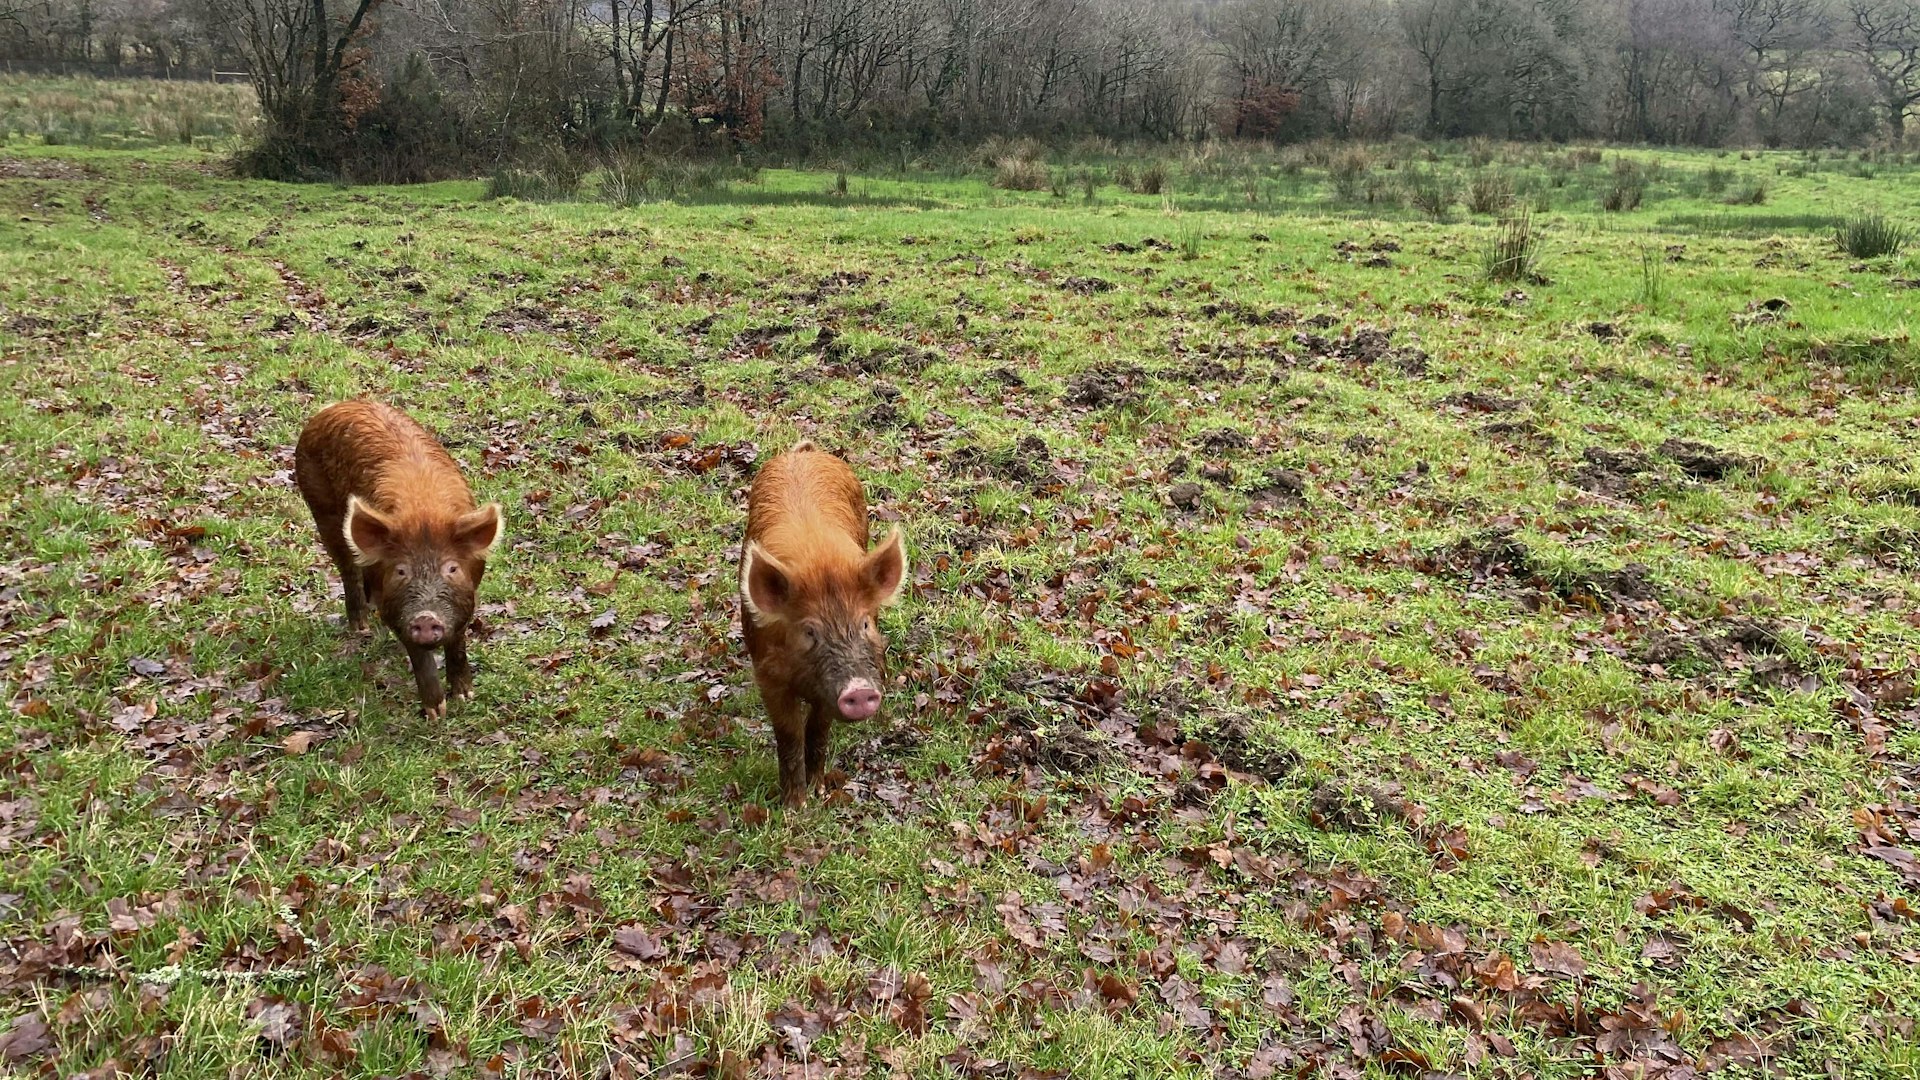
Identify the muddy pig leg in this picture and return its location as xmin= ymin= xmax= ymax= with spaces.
xmin=805 ymin=704 xmax=834 ymax=797
xmin=317 ymin=519 xmax=369 ymax=632
xmin=765 ymin=689 xmax=810 ymax=808
xmin=446 ymin=631 xmax=473 ymax=703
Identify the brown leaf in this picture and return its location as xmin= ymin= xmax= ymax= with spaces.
xmin=1529 ymin=939 xmax=1587 ymax=979
xmin=1702 ymin=1032 xmax=1773 ymax=1069
xmin=0 ymin=1012 xmax=51 ymax=1064
xmin=282 ymin=730 xmax=316 ymax=755
xmin=247 ymin=996 xmax=302 ymax=1051
xmin=612 ymin=926 xmax=664 ymax=960
xmin=1096 ymin=973 xmax=1138 ymax=1006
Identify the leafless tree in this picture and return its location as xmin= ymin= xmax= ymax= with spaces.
xmin=1846 ymin=0 xmax=1920 ymax=136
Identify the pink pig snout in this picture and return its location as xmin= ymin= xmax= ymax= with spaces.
xmin=836 ymin=678 xmax=881 ymax=721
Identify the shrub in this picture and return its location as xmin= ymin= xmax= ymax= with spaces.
xmin=992 ymin=155 xmax=1050 ymax=191
xmin=487 ymin=168 xmax=570 ymax=201
xmin=1835 ymin=213 xmax=1911 ymax=258
xmin=1466 ymin=170 xmax=1513 ymax=214
xmin=1569 ymin=146 xmax=1604 ymax=166
xmin=1404 ymin=165 xmax=1457 ymax=219
xmin=1601 ymin=164 xmax=1645 ymax=212
xmin=1329 ymin=148 xmax=1370 ymax=200
xmin=1483 ymin=207 xmax=1545 ymax=283
xmin=1704 ymin=164 xmax=1730 ymax=195
xmin=597 ymin=153 xmax=655 ymax=206
xmin=1131 ymin=162 xmax=1168 ymax=195
xmin=1724 ymin=181 xmax=1768 ymax=205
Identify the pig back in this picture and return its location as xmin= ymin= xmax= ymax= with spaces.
xmin=296 ymin=400 xmax=475 ymax=518
xmin=744 ymin=448 xmax=869 ymax=558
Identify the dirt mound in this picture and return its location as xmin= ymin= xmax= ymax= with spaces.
xmin=1423 ymin=526 xmax=1657 ymax=609
xmin=1194 ymin=715 xmax=1298 ymax=780
xmin=1246 ymin=468 xmax=1307 ymax=508
xmin=1061 ymin=275 xmax=1116 ymax=294
xmin=1064 ymin=366 xmax=1143 ymax=408
xmin=1574 ymin=446 xmax=1655 ymax=495
xmin=1197 ymin=428 xmax=1250 ymax=453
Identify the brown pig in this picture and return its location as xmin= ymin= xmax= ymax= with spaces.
xmin=294 ymin=399 xmax=503 ymax=718
xmin=740 ymin=440 xmax=908 ymax=807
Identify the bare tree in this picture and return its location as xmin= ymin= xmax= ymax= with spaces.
xmin=1846 ymin=0 xmax=1920 ymax=137
xmin=195 ymin=0 xmax=381 ymax=168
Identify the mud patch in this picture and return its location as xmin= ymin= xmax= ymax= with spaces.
xmin=1437 ymin=389 xmax=1523 ymax=413
xmin=1192 ymin=714 xmax=1298 ymax=780
xmin=1573 ymin=446 xmax=1655 ymax=496
xmin=1246 ymin=468 xmax=1307 ymax=508
xmin=1061 ymin=276 xmax=1116 ymax=295
xmin=1481 ymin=418 xmax=1553 ymax=447
xmin=1421 ymin=526 xmax=1657 ymax=609
xmin=0 ymin=158 xmax=98 ymax=180
xmin=1291 ymin=325 xmax=1415 ymax=367
xmin=727 ymin=322 xmax=798 ymax=352
xmin=1197 ymin=428 xmax=1250 ymax=453
xmin=1308 ymin=782 xmax=1410 ymax=832
xmin=1657 ymin=438 xmax=1761 ymax=481
xmin=482 ymin=302 xmax=601 ymax=336
xmin=861 ymin=385 xmax=905 ymax=429
xmin=1200 ymin=301 xmax=1296 ymax=326
xmin=951 ymin=434 xmax=1054 ymax=489
xmin=795 ymin=270 xmax=870 ymax=304
xmin=1168 ymin=481 xmax=1207 ymax=511
xmin=1586 ymin=321 xmax=1624 ymax=342
xmin=1064 ymin=366 xmax=1144 ymax=409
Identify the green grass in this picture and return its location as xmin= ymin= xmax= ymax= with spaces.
xmin=3 ymin=113 xmax=1920 ymax=1077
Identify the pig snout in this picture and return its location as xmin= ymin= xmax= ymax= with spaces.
xmin=408 ymin=611 xmax=447 ymax=646
xmin=836 ymin=678 xmax=881 ymax=721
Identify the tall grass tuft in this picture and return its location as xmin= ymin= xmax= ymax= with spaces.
xmin=991 ymin=156 xmax=1049 ymax=191
xmin=1835 ymin=213 xmax=1911 ymax=258
xmin=1404 ymin=165 xmax=1458 ymax=220
xmin=1466 ymin=170 xmax=1513 ymax=214
xmin=1131 ymin=162 xmax=1168 ymax=195
xmin=1329 ymin=148 xmax=1371 ymax=200
xmin=1638 ymin=243 xmax=1666 ymax=309
xmin=1482 ymin=207 xmax=1545 ymax=283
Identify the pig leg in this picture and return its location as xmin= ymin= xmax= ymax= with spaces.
xmin=446 ymin=632 xmax=473 ymax=702
xmin=407 ymin=643 xmax=447 ymax=720
xmin=804 ymin=705 xmax=834 ymax=796
xmin=315 ymin=521 xmax=369 ymax=633
xmin=765 ymin=689 xmax=811 ymax=808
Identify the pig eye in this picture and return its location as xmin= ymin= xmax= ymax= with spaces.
xmin=442 ymin=561 xmax=461 ymax=579
xmin=863 ymin=618 xmax=873 ymax=632
xmin=392 ymin=564 xmax=411 ymax=581
xmin=802 ymin=626 xmax=819 ymax=645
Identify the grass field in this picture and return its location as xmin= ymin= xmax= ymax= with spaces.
xmin=4 ymin=122 xmax=1920 ymax=1078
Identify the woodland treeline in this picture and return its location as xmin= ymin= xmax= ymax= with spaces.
xmin=7 ymin=0 xmax=1920 ymax=177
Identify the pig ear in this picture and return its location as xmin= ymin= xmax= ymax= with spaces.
xmin=864 ymin=528 xmax=908 ymax=607
xmin=343 ymin=496 xmax=395 ymax=567
xmin=454 ymin=503 xmax=504 ymax=560
xmin=741 ymin=541 xmax=794 ymax=624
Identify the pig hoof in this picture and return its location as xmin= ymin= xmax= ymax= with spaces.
xmin=423 ymin=701 xmax=446 ymax=720
xmin=450 ymin=686 xmax=472 ymax=703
